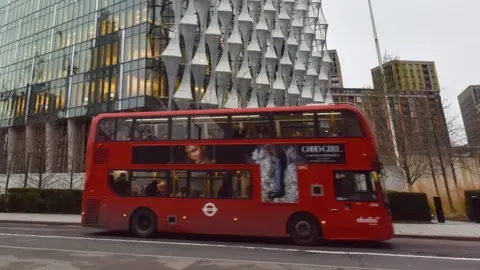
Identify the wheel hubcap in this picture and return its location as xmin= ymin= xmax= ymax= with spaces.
xmin=138 ymin=215 xmax=151 ymax=231
xmin=295 ymin=221 xmax=312 ymax=238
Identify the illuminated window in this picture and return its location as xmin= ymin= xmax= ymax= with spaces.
xmin=171 ymin=116 xmax=189 ymax=140
xmin=132 ymin=117 xmax=169 ymax=140
xmin=274 ymin=112 xmax=315 ymax=138
xmin=190 ymin=115 xmax=229 ymax=139
xmin=231 ymin=114 xmax=271 ymax=139
xmin=316 ymin=110 xmax=364 ymax=137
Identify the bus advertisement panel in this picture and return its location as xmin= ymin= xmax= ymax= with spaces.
xmin=131 ymin=143 xmax=346 ymax=204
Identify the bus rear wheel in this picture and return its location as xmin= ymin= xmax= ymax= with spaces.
xmin=130 ymin=208 xmax=157 ymax=238
xmin=287 ymin=213 xmax=320 ymax=246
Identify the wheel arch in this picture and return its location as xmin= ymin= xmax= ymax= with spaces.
xmin=286 ymin=211 xmax=322 ymax=237
xmin=129 ymin=207 xmax=158 ymax=231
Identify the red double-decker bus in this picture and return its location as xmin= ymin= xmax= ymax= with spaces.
xmin=81 ymin=104 xmax=393 ymax=245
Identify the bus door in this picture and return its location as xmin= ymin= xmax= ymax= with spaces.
xmin=328 ymin=170 xmax=383 ymax=240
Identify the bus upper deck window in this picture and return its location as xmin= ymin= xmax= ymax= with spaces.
xmin=231 ymin=114 xmax=271 ymax=139
xmin=341 ymin=111 xmax=364 ymax=137
xmin=133 ymin=118 xmax=168 ymax=140
xmin=116 ymin=119 xmax=133 ymax=140
xmin=274 ymin=112 xmax=315 ymax=138
xmin=190 ymin=115 xmax=229 ymax=140
xmin=171 ymin=117 xmax=189 ymax=140
xmin=96 ymin=118 xmax=134 ymax=141
xmin=316 ymin=110 xmax=364 ymax=138
xmin=97 ymin=119 xmax=116 ymax=141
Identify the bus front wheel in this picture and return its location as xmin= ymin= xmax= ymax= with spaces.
xmin=287 ymin=213 xmax=320 ymax=246
xmin=130 ymin=208 xmax=157 ymax=238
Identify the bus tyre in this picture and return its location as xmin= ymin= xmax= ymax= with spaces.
xmin=287 ymin=214 xmax=320 ymax=246
xmin=130 ymin=208 xmax=157 ymax=238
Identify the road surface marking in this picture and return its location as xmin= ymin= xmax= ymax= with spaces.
xmin=0 ymin=245 xmax=395 ymax=270
xmin=0 ymin=232 xmax=479 ymax=262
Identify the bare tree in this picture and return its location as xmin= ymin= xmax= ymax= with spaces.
xmin=365 ymin=89 xmax=431 ymax=191
xmin=422 ymin=97 xmax=455 ymax=212
xmin=382 ymin=50 xmax=400 ymax=63
xmin=25 ymin=114 xmax=67 ymax=189
xmin=60 ymin=120 xmax=87 ymax=190
xmin=440 ymin=96 xmax=478 ymax=173
xmin=7 ymin=129 xmax=27 ymax=188
xmin=0 ymin=129 xmax=8 ymax=192
xmin=2 ymin=146 xmax=17 ymax=193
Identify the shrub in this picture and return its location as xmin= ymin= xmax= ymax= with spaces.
xmin=0 ymin=194 xmax=6 ymax=212
xmin=4 ymin=188 xmax=83 ymax=214
xmin=464 ymin=190 xmax=480 ymax=222
xmin=387 ymin=191 xmax=432 ymax=222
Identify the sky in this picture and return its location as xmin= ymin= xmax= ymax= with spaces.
xmin=322 ymin=0 xmax=480 ymax=140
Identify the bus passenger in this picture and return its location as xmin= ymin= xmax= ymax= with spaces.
xmin=111 ymin=173 xmax=130 ymax=196
xmin=144 ymin=179 xmax=167 ymax=196
xmin=175 ymin=186 xmax=188 ymax=197
xmin=156 ymin=180 xmax=167 ymax=196
xmin=232 ymin=123 xmax=245 ymax=138
xmin=108 ymin=174 xmax=127 ymax=196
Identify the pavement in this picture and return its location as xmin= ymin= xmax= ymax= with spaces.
xmin=394 ymin=221 xmax=480 ymax=241
xmin=0 ymin=223 xmax=479 ymax=269
xmin=0 ymin=213 xmax=80 ymax=225
xmin=1 ymin=213 xmax=479 ymax=241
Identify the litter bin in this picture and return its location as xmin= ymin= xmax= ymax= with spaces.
xmin=472 ymin=196 xmax=480 ymax=223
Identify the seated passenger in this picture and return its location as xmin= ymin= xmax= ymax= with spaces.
xmin=232 ymin=123 xmax=245 ymax=138
xmin=144 ymin=179 xmax=167 ymax=196
xmin=175 ymin=186 xmax=188 ymax=197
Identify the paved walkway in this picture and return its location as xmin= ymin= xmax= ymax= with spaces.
xmin=0 ymin=213 xmax=80 ymax=225
xmin=394 ymin=221 xmax=480 ymax=240
xmin=0 ymin=213 xmax=479 ymax=240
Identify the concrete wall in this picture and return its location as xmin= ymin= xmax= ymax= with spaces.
xmin=384 ymin=155 xmax=480 ymax=217
xmin=383 ymin=165 xmax=407 ymax=191
xmin=411 ymin=156 xmax=480 ymax=199
xmin=0 ymin=173 xmax=85 ymax=193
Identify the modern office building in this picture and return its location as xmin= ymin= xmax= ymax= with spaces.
xmin=0 ymin=0 xmax=334 ymax=188
xmin=327 ymin=49 xmax=343 ymax=88
xmin=458 ymin=85 xmax=480 ymax=146
xmin=371 ymin=60 xmax=440 ymax=91
xmin=331 ymin=87 xmax=450 ymax=165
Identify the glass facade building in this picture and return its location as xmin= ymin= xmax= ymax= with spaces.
xmin=0 ymin=0 xmax=333 ymax=189
xmin=0 ymin=0 xmax=179 ymax=126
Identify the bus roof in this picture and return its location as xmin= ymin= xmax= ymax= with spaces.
xmin=92 ymin=104 xmax=366 ymax=121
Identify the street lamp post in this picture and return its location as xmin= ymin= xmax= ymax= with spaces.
xmin=367 ymin=0 xmax=400 ymax=167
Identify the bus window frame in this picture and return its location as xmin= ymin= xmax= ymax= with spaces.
xmin=228 ymin=113 xmax=274 ymax=139
xmin=189 ymin=114 xmax=233 ymax=140
xmin=132 ymin=117 xmax=170 ymax=141
xmin=130 ymin=169 xmax=172 ymax=197
xmin=95 ymin=108 xmax=367 ymax=142
xmin=106 ymin=169 xmax=253 ymax=200
xmin=97 ymin=117 xmax=135 ymax=141
xmin=107 ymin=169 xmax=133 ymax=196
xmin=316 ymin=110 xmax=365 ymax=138
xmin=272 ymin=111 xmax=318 ymax=139
xmin=333 ymin=170 xmax=378 ymax=203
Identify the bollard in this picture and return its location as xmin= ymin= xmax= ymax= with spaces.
xmin=433 ymin=196 xmax=445 ymax=223
xmin=471 ymin=196 xmax=480 ymax=224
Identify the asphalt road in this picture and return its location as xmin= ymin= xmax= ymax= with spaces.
xmin=0 ymin=223 xmax=479 ymax=270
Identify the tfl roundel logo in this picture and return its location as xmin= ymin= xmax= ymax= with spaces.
xmin=202 ymin=202 xmax=218 ymax=217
